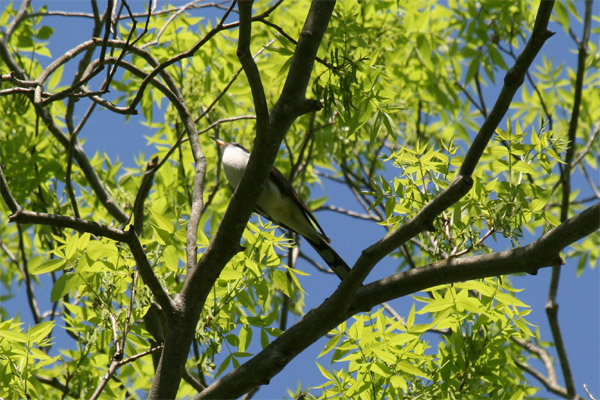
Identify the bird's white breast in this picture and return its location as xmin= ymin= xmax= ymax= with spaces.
xmin=222 ymin=145 xmax=250 ymax=189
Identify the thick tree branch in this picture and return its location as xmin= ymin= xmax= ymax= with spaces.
xmin=351 ymin=202 xmax=598 ymax=313
xmin=131 ymin=157 xmax=159 ymax=235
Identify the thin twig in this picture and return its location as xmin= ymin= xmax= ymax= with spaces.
xmin=583 ymin=384 xmax=596 ymax=400
xmin=580 ymin=164 xmax=600 ymax=199
xmin=89 ymin=344 xmax=164 ymax=400
xmin=512 ymin=336 xmax=584 ymax=399
xmin=125 ymin=1 xmax=238 ymax=112
xmin=572 ymin=121 xmax=600 ymax=168
xmin=316 ymin=204 xmax=379 ymax=222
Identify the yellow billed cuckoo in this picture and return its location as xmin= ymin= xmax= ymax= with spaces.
xmin=213 ymin=138 xmax=351 ymax=281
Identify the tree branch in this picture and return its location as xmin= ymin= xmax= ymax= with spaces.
xmin=511 ymin=337 xmax=584 ymax=399
xmin=350 ymin=202 xmax=598 ymax=313
xmin=236 ymin=1 xmax=269 ymax=124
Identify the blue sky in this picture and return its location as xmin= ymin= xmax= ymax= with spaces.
xmin=2 ymin=1 xmax=598 ymax=398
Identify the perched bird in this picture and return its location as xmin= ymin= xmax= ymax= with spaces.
xmin=213 ymin=138 xmax=351 ymax=281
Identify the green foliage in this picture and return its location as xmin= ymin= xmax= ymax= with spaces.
xmin=310 ymin=279 xmax=537 ymax=399
xmin=0 ymin=0 xmax=597 ymax=398
xmin=0 ymin=319 xmax=57 ymax=400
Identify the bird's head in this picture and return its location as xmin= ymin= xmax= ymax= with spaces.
xmin=212 ymin=137 xmax=249 ymax=153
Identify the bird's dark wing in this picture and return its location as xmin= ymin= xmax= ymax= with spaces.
xmin=267 ymin=165 xmax=331 ymax=243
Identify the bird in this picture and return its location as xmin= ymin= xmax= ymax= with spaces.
xmin=212 ymin=137 xmax=351 ymax=281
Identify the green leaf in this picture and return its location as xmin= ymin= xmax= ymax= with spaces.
xmin=0 ymin=329 xmax=28 ymax=343
xmin=238 ymin=325 xmax=252 ymax=353
xmin=219 ymin=267 xmax=244 ymax=281
xmin=512 ymin=161 xmax=536 ymax=175
xmin=465 ymin=56 xmax=480 ymax=84
xmin=50 ymin=273 xmax=75 ymax=302
xmin=406 ymin=303 xmax=416 ymax=329
xmin=36 ymin=26 xmax=54 ymax=39
xmin=28 ymin=321 xmax=54 ymax=342
xmin=390 ymin=375 xmax=408 ymax=391
xmin=319 ymin=333 xmax=341 ymax=358
xmin=371 ymin=361 xmax=392 ymax=378
xmin=316 ymin=362 xmax=336 ymax=381
xmin=397 ymin=360 xmax=430 ymax=379
xmin=545 ymin=211 xmax=561 ymax=227
xmin=260 ymin=329 xmax=269 ymax=349
xmin=48 ymin=65 xmax=63 ymax=91
xmin=215 ymin=354 xmax=231 ymax=378
xmin=163 ymin=245 xmax=180 ymax=271
xmin=151 ymin=212 xmax=175 ymax=234
xmin=29 ymin=258 xmax=66 ymax=275
xmin=64 ymin=234 xmax=79 ymax=260
xmin=553 ymin=1 xmax=570 ymax=32
xmin=272 ymin=270 xmax=291 ymax=297
xmin=494 ymin=292 xmax=529 ymax=308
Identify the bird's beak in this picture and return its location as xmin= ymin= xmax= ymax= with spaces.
xmin=211 ymin=137 xmax=227 ymax=147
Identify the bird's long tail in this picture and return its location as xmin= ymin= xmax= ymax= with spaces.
xmin=305 ymin=238 xmax=351 ymax=281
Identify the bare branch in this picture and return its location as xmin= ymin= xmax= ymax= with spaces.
xmin=125 ymin=1 xmax=237 ymax=113
xmin=89 ymin=343 xmax=164 ymax=400
xmin=298 ymin=250 xmax=336 ymax=275
xmin=316 ymin=204 xmax=379 ymax=222
xmin=125 ymin=228 xmax=175 ymax=316
xmin=513 ymin=336 xmax=585 ymax=400
xmin=17 ymin=225 xmax=42 ymax=324
xmin=584 ymin=384 xmax=596 ymax=400
xmin=237 ymin=1 xmax=270 ymax=124
xmin=6 ymin=209 xmax=127 ymax=242
xmin=572 ymin=121 xmax=600 ymax=168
